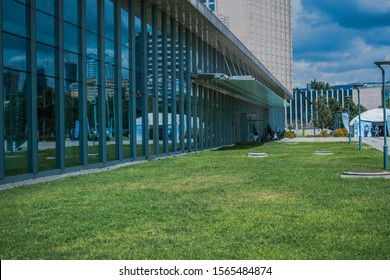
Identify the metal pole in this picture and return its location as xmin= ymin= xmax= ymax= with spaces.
xmin=348 ymin=100 xmax=351 ymax=144
xmin=374 ymin=61 xmax=390 ymax=170
xmin=358 ymin=88 xmax=362 ymax=152
xmin=380 ymin=68 xmax=388 ymax=169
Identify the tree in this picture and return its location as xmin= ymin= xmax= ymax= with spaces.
xmin=343 ymin=98 xmax=367 ymax=120
xmin=310 ymin=79 xmax=330 ymax=91
xmin=313 ymin=95 xmax=333 ymax=129
xmin=378 ymin=97 xmax=390 ymax=109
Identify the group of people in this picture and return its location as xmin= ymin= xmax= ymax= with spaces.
xmin=364 ymin=124 xmax=380 ymax=138
xmin=252 ymin=125 xmax=281 ymax=142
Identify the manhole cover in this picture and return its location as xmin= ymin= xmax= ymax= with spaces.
xmin=314 ymin=150 xmax=333 ymax=155
xmin=247 ymin=152 xmax=268 ymax=158
xmin=342 ymin=170 xmax=390 ymax=179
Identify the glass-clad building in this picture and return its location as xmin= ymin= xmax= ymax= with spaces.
xmin=1 ymin=0 xmax=291 ymax=184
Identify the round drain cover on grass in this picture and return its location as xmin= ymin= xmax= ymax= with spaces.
xmin=342 ymin=170 xmax=390 ymax=179
xmin=247 ymin=152 xmax=268 ymax=158
xmin=315 ymin=150 xmax=333 ymax=155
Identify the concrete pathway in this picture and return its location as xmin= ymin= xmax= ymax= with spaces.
xmin=282 ymin=136 xmax=390 ymax=155
xmin=363 ymin=137 xmax=390 ymax=155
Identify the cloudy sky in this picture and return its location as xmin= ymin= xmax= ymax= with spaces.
xmin=292 ymin=0 xmax=390 ymax=88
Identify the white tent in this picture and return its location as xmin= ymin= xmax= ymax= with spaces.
xmin=350 ymin=108 xmax=390 ymax=137
xmin=350 ymin=108 xmax=390 ymax=125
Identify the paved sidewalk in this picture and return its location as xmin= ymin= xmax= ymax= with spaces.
xmin=282 ymin=137 xmax=390 ymax=155
xmin=282 ymin=137 xmax=354 ymax=143
xmin=363 ymin=137 xmax=390 ymax=155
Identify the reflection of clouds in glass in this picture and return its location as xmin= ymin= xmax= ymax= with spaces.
xmin=3 ymin=0 xmax=27 ymax=37
xmin=7 ymin=55 xmax=25 ymax=64
xmin=87 ymin=32 xmax=98 ymax=55
xmin=7 ymin=55 xmax=27 ymax=70
xmin=36 ymin=0 xmax=55 ymax=14
xmin=121 ymin=8 xmax=129 ymax=46
xmin=37 ymin=43 xmax=55 ymax=77
xmin=105 ymin=0 xmax=115 ymax=40
xmin=105 ymin=39 xmax=115 ymax=59
xmin=122 ymin=53 xmax=129 ymax=69
xmin=3 ymin=33 xmax=27 ymax=71
xmin=135 ymin=17 xmax=141 ymax=33
xmin=64 ymin=0 xmax=78 ymax=24
xmin=86 ymin=0 xmax=98 ymax=33
xmin=64 ymin=23 xmax=79 ymax=53
xmin=36 ymin=11 xmax=55 ymax=45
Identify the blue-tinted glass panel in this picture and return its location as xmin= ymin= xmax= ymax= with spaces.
xmin=135 ymin=16 xmax=141 ymax=35
xmin=86 ymin=31 xmax=98 ymax=57
xmin=64 ymin=82 xmax=80 ymax=167
xmin=121 ymin=45 xmax=129 ymax=69
xmin=86 ymin=0 xmax=98 ymax=33
xmin=64 ymin=23 xmax=79 ymax=53
xmin=106 ymin=86 xmax=116 ymax=161
xmin=36 ymin=0 xmax=55 ymax=15
xmin=64 ymin=0 xmax=78 ymax=25
xmin=86 ymin=83 xmax=100 ymax=164
xmin=87 ymin=57 xmax=99 ymax=80
xmin=105 ymin=39 xmax=115 ymax=65
xmin=3 ymin=70 xmax=29 ymax=176
xmin=105 ymin=0 xmax=115 ymax=40
xmin=105 ymin=62 xmax=116 ymax=83
xmin=37 ymin=43 xmax=56 ymax=78
xmin=36 ymin=11 xmax=56 ymax=46
xmin=3 ymin=0 xmax=27 ymax=37
xmin=3 ymin=33 xmax=27 ymax=71
xmin=37 ymin=76 xmax=56 ymax=171
xmin=121 ymin=68 xmax=130 ymax=158
xmin=64 ymin=51 xmax=79 ymax=83
xmin=121 ymin=4 xmax=129 ymax=46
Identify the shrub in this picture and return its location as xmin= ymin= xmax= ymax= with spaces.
xmin=284 ymin=130 xmax=296 ymax=139
xmin=334 ymin=128 xmax=349 ymax=137
xmin=319 ymin=130 xmax=330 ymax=137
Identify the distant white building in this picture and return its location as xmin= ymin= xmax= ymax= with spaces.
xmin=287 ymin=84 xmax=390 ymax=130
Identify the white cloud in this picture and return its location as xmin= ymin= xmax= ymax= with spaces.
xmin=356 ymin=0 xmax=390 ymax=13
xmin=292 ymin=0 xmax=390 ymax=88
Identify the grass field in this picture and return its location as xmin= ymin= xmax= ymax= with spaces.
xmin=1 ymin=141 xmax=389 ymax=260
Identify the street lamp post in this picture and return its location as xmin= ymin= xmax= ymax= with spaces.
xmin=346 ymin=97 xmax=352 ymax=144
xmin=353 ymin=84 xmax=364 ymax=152
xmin=374 ymin=61 xmax=390 ymax=170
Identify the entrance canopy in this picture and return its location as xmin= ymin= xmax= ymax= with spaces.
xmin=192 ymin=74 xmax=286 ymax=108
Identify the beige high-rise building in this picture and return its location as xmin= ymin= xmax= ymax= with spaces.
xmin=203 ymin=0 xmax=293 ymax=93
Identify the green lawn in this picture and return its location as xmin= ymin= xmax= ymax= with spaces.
xmin=1 ymin=141 xmax=389 ymax=260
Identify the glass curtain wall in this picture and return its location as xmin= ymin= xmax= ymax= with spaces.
xmin=86 ymin=0 xmax=100 ymax=163
xmin=64 ymin=0 xmax=81 ymax=168
xmin=105 ymin=0 xmax=116 ymax=162
xmin=120 ymin=0 xmax=131 ymax=159
xmin=134 ymin=8 xmax=143 ymax=156
xmin=157 ymin=16 xmax=164 ymax=154
xmin=36 ymin=2 xmax=57 ymax=172
xmin=3 ymin=0 xmax=30 ymax=176
xmin=1 ymin=0 xmax=248 ymax=182
xmin=146 ymin=7 xmax=155 ymax=155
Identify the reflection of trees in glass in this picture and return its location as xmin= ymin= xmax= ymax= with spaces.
xmin=4 ymin=94 xmax=27 ymax=148
xmin=64 ymin=92 xmax=79 ymax=139
xmin=122 ymin=87 xmax=129 ymax=132
xmin=37 ymin=86 xmax=55 ymax=141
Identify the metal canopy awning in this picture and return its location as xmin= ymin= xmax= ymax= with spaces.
xmin=150 ymin=0 xmax=292 ymax=101
xmin=192 ymin=74 xmax=286 ymax=108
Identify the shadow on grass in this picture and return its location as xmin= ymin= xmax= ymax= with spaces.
xmin=215 ymin=141 xmax=266 ymax=151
